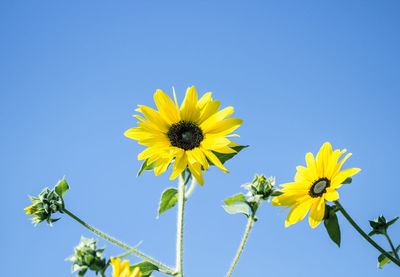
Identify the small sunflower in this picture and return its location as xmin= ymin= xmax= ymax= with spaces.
xmin=124 ymin=86 xmax=243 ymax=185
xmin=110 ymin=258 xmax=142 ymax=277
xmin=272 ymin=142 xmax=361 ymax=228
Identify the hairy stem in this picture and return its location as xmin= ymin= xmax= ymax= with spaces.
xmin=334 ymin=201 xmax=400 ymax=267
xmin=175 ymin=174 xmax=187 ymax=277
xmin=63 ymin=208 xmax=174 ymax=273
xmin=226 ymin=199 xmax=262 ymax=277
xmin=184 ymin=176 xmax=197 ymax=200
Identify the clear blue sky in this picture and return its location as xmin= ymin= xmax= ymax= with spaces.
xmin=1 ymin=1 xmax=399 ymax=276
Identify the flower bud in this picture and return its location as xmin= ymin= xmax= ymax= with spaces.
xmin=67 ymin=237 xmax=108 ymax=277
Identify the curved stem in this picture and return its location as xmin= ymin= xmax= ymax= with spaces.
xmin=176 ymin=174 xmax=186 ymax=277
xmin=226 ymin=199 xmax=262 ymax=277
xmin=63 ymin=208 xmax=174 ymax=274
xmin=334 ymin=201 xmax=400 ymax=267
xmin=184 ymin=176 xmax=197 ymax=200
xmin=384 ymin=233 xmax=400 ymax=259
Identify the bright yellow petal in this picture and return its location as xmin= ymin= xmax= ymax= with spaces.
xmin=137 ymin=105 xmax=170 ymax=132
xmin=154 ymin=89 xmax=180 ymax=124
xmin=309 ymin=197 xmax=325 ymax=228
xmin=285 ymin=198 xmax=314 ymax=227
xmin=198 ymin=92 xmax=212 ymax=110
xmin=212 ymin=146 xmax=237 ymax=154
xmin=154 ymin=157 xmax=172 ymax=176
xmin=199 ymin=107 xmax=234 ymax=133
xmin=188 ymin=162 xmax=204 ymax=185
xmin=170 ymin=150 xmax=188 ymax=180
xmin=204 ymin=118 xmax=243 ymax=135
xmin=198 ymin=100 xmax=221 ymax=124
xmin=202 ymin=149 xmax=229 ymax=173
xmin=331 ymin=168 xmax=361 ymax=188
xmin=180 ymin=86 xmax=200 ymax=122
xmin=324 ymin=189 xmax=339 ymax=202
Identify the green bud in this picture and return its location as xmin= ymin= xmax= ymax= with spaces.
xmin=242 ymin=174 xmax=278 ymax=201
xmin=24 ymin=178 xmax=69 ymax=226
xmin=368 ymin=215 xmax=399 ymax=236
xmin=67 ymin=237 xmax=108 ymax=277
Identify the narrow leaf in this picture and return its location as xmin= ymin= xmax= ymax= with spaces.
xmin=130 ymin=261 xmax=159 ymax=277
xmin=137 ymin=159 xmax=156 ymax=177
xmin=342 ymin=177 xmax=352 ymax=184
xmin=222 ymin=204 xmax=249 ymax=217
xmin=55 ymin=179 xmax=69 ymax=197
xmin=157 ymin=188 xmax=178 ymax=218
xmin=387 ymin=216 xmax=399 ymax=227
xmin=324 ymin=213 xmax=341 ymax=247
xmin=212 ymin=145 xmax=249 ymax=165
xmin=224 ymin=193 xmax=247 ymax=206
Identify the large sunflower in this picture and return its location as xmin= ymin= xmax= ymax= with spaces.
xmin=124 ymin=86 xmax=243 ymax=185
xmin=272 ymin=142 xmax=360 ymax=228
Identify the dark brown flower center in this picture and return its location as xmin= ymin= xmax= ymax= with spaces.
xmin=167 ymin=120 xmax=204 ymax=150
xmin=309 ymin=177 xmax=330 ymax=198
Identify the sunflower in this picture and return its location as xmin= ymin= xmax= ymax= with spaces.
xmin=272 ymin=142 xmax=360 ymax=228
xmin=124 ymin=86 xmax=243 ymax=185
xmin=110 ymin=258 xmax=142 ymax=277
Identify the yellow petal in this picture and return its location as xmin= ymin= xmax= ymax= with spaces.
xmin=331 ymin=168 xmax=361 ymax=188
xmin=200 ymin=107 xmax=234 ymax=133
xmin=187 ymin=148 xmax=209 ymax=172
xmin=137 ymin=105 xmax=170 ymax=132
xmin=170 ymin=150 xmax=188 ymax=180
xmin=285 ymin=198 xmax=314 ymax=227
xmin=154 ymin=157 xmax=172 ymax=176
xmin=188 ymin=162 xmax=204 ymax=185
xmin=154 ymin=89 xmax=180 ymax=124
xmin=180 ymin=86 xmax=200 ymax=122
xmin=198 ymin=92 xmax=212 ymax=110
xmin=198 ymin=100 xmax=221 ymax=124
xmin=309 ymin=198 xmax=325 ymax=228
xmin=324 ymin=190 xmax=339 ymax=202
xmin=201 ymin=135 xmax=231 ymax=150
xmin=202 ymin=149 xmax=229 ymax=173
xmin=212 ymin=146 xmax=237 ymax=154
xmin=205 ymin=118 xmax=243 ymax=135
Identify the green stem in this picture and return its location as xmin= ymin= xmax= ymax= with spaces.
xmin=63 ymin=208 xmax=174 ymax=274
xmin=384 ymin=232 xmax=400 ymax=260
xmin=176 ymin=174 xmax=187 ymax=277
xmin=334 ymin=201 xmax=400 ymax=267
xmin=226 ymin=199 xmax=262 ymax=277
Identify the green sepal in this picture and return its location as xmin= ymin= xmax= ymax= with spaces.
xmin=223 ymin=193 xmax=247 ymax=206
xmin=271 ymin=190 xmax=283 ymax=197
xmin=387 ymin=216 xmax=399 ymax=227
xmin=137 ymin=159 xmax=156 ymax=177
xmin=130 ymin=261 xmax=159 ymax=277
xmin=222 ymin=204 xmax=250 ymax=217
xmin=342 ymin=177 xmax=352 ymax=184
xmin=212 ymin=145 xmax=249 ymax=165
xmin=323 ymin=205 xmax=341 ymax=247
xmin=157 ymin=188 xmax=178 ymax=218
xmin=55 ymin=178 xmax=69 ymax=198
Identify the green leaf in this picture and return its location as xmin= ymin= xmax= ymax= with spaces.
xmin=223 ymin=193 xmax=247 ymax=206
xmin=378 ymin=253 xmax=392 ymax=269
xmin=212 ymin=145 xmax=249 ymax=165
xmin=130 ymin=261 xmax=159 ymax=277
xmin=157 ymin=188 xmax=178 ymax=218
xmin=222 ymin=204 xmax=249 ymax=217
xmin=396 ymin=244 xmax=400 ymax=253
xmin=324 ymin=212 xmax=341 ymax=247
xmin=137 ymin=159 xmax=156 ymax=177
xmin=342 ymin=177 xmax=352 ymax=184
xmin=387 ymin=216 xmax=399 ymax=227
xmin=55 ymin=178 xmax=69 ymax=197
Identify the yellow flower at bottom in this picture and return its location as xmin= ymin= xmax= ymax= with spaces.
xmin=272 ymin=142 xmax=361 ymax=228
xmin=124 ymin=86 xmax=243 ymax=185
xmin=110 ymin=258 xmax=142 ymax=277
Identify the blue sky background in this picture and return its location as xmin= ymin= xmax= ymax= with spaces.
xmin=1 ymin=1 xmax=400 ymax=276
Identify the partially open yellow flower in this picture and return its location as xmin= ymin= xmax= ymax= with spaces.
xmin=124 ymin=86 xmax=242 ymax=185
xmin=110 ymin=257 xmax=142 ymax=277
xmin=272 ymin=142 xmax=361 ymax=228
